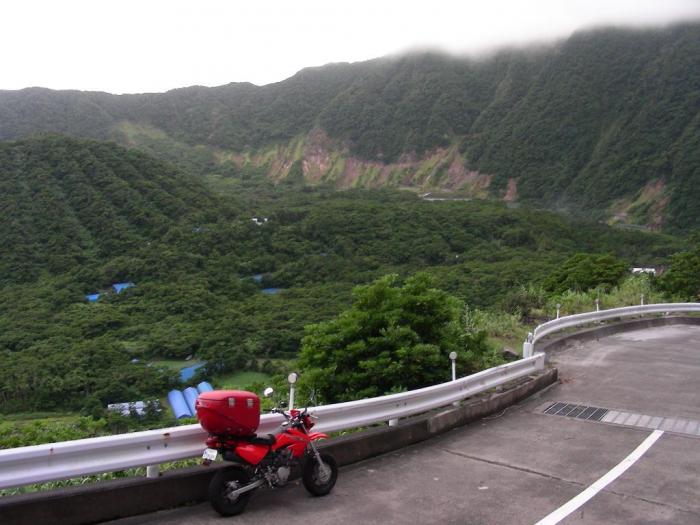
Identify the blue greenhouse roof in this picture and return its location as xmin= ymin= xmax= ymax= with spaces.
xmin=113 ymin=282 xmax=135 ymax=293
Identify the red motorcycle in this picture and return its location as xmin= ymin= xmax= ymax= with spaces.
xmin=195 ymin=388 xmax=338 ymax=517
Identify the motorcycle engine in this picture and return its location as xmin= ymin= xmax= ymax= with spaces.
xmin=263 ymin=449 xmax=293 ymax=487
xmin=274 ymin=465 xmax=291 ymax=486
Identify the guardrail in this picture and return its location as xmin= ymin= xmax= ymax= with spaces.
xmin=5 ymin=301 xmax=696 ymax=492
xmin=521 ymin=302 xmax=700 ymax=357
xmin=0 ymin=353 xmax=544 ymax=490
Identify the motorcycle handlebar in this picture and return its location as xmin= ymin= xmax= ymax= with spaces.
xmin=270 ymin=407 xmax=313 ymax=422
xmin=270 ymin=408 xmax=293 ymax=421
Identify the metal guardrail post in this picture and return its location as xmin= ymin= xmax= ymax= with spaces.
xmin=288 ymin=372 xmax=298 ymax=410
xmin=450 ymin=351 xmax=460 ymax=406
xmin=522 ymin=331 xmax=534 ymax=358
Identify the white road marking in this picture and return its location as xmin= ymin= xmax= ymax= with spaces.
xmin=534 ymin=429 xmax=665 ymax=525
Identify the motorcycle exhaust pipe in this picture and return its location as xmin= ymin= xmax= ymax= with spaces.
xmin=226 ymin=479 xmax=265 ymax=499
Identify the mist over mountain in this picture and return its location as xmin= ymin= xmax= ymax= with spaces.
xmin=1 ymin=22 xmax=699 ymax=230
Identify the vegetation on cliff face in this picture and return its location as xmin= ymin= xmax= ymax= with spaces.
xmin=0 ymin=136 xmax=684 ymax=414
xmin=1 ymin=23 xmax=699 ymax=230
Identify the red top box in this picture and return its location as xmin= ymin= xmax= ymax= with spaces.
xmin=195 ymin=390 xmax=261 ymax=436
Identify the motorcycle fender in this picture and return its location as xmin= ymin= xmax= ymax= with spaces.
xmin=308 ymin=431 xmax=329 ymax=441
xmin=235 ymin=443 xmax=269 ymax=465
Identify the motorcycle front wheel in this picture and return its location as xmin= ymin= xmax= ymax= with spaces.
xmin=208 ymin=466 xmax=254 ymax=516
xmin=302 ymin=452 xmax=338 ymax=496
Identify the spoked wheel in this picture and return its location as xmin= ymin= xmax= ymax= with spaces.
xmin=208 ymin=467 xmax=254 ymax=516
xmin=302 ymin=452 xmax=338 ymax=496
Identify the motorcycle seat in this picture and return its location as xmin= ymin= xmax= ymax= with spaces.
xmin=242 ymin=433 xmax=276 ymax=446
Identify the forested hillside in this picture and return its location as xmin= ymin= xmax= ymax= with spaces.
xmin=0 ymin=136 xmax=683 ymax=414
xmin=1 ymin=23 xmax=699 ymax=230
xmin=0 ymin=136 xmax=230 ymax=283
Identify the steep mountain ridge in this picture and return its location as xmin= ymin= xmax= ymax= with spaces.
xmin=1 ymin=23 xmax=699 ymax=230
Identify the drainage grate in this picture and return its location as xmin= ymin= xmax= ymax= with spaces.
xmin=541 ymin=402 xmax=700 ymax=437
xmin=543 ymin=402 xmax=609 ymax=421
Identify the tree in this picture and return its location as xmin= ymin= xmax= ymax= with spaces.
xmin=658 ymin=241 xmax=700 ymax=301
xmin=544 ymin=253 xmax=628 ymax=294
xmin=298 ymin=273 xmax=464 ymax=402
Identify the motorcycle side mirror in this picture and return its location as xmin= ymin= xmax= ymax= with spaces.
xmin=263 ymin=387 xmax=274 ymax=398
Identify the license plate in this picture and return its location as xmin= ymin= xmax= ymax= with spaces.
xmin=202 ymin=448 xmax=218 ymax=461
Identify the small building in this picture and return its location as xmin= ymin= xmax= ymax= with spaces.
xmin=251 ymin=217 xmax=269 ymax=226
xmin=107 ymin=400 xmax=159 ymax=417
xmin=631 ymin=267 xmax=656 ymax=276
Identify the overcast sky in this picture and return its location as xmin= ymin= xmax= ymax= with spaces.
xmin=2 ymin=0 xmax=699 ymax=94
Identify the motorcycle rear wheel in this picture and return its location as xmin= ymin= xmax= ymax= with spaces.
xmin=208 ymin=466 xmax=254 ymax=516
xmin=302 ymin=452 xmax=338 ymax=496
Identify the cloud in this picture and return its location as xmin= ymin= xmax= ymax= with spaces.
xmin=1 ymin=0 xmax=699 ymax=93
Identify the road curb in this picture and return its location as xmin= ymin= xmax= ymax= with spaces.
xmin=537 ymin=315 xmax=700 ymax=357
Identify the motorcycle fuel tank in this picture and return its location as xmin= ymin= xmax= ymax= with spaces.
xmin=234 ymin=443 xmax=270 ymax=465
xmin=196 ymin=390 xmax=260 ymax=436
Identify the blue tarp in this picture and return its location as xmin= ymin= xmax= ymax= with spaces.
xmin=167 ymin=390 xmax=192 ymax=419
xmin=179 ymin=363 xmax=205 ymax=382
xmin=183 ymin=387 xmax=199 ymax=416
xmin=262 ymin=288 xmax=281 ymax=295
xmin=85 ymin=293 xmax=101 ymax=302
xmin=197 ymin=381 xmax=214 ymax=393
xmin=113 ymin=282 xmax=135 ymax=293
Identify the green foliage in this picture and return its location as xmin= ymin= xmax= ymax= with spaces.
xmin=214 ymin=371 xmax=272 ymax=390
xmin=602 ymin=274 xmax=664 ymax=307
xmin=299 ymin=274 xmax=494 ymax=402
xmin=462 ymin=307 xmax=525 ymax=341
xmin=0 ymin=135 xmax=229 ymax=283
xmin=543 ymin=253 xmax=629 ymax=294
xmin=500 ymin=284 xmax=548 ymax=320
xmin=0 ymin=138 xmax=682 ymax=413
xmin=542 ymin=274 xmax=664 ymax=318
xmin=658 ymin=241 xmax=700 ymax=300
xmin=461 ymin=309 xmax=506 ymax=371
xmin=0 ymin=406 xmax=171 ymax=450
